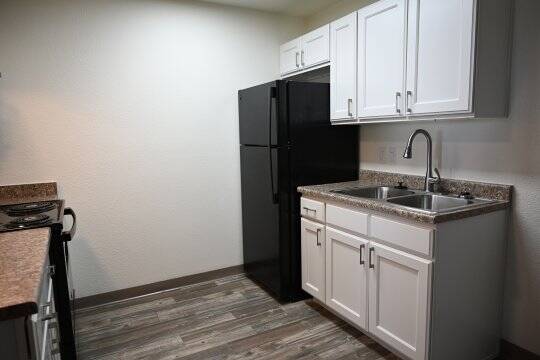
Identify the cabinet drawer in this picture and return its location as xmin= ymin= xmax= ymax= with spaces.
xmin=371 ymin=216 xmax=433 ymax=256
xmin=300 ymin=198 xmax=325 ymax=222
xmin=326 ymin=204 xmax=368 ymax=236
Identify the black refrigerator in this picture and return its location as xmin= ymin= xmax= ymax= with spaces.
xmin=239 ymin=80 xmax=358 ymax=302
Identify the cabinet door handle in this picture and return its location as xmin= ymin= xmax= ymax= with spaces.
xmin=301 ymin=50 xmax=305 ymax=66
xmin=369 ymin=247 xmax=375 ymax=269
xmin=303 ymin=206 xmax=316 ymax=214
xmin=406 ymin=90 xmax=413 ymax=113
xmin=41 ymin=312 xmax=56 ymax=322
xmin=347 ymin=98 xmax=353 ymax=117
xmin=295 ymin=52 xmax=300 ymax=68
xmin=316 ymin=228 xmax=321 ymax=246
xmin=359 ymin=244 xmax=365 ymax=265
xmin=395 ymin=92 xmax=401 ymax=114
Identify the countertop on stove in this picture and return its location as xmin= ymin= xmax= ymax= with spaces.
xmin=298 ymin=170 xmax=512 ymax=224
xmin=0 ymin=182 xmax=57 ymax=321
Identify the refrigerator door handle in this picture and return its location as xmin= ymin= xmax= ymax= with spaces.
xmin=268 ymin=86 xmax=279 ymax=204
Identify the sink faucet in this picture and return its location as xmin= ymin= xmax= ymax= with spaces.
xmin=402 ymin=129 xmax=440 ymax=192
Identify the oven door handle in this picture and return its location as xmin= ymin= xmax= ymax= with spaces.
xmin=61 ymin=208 xmax=77 ymax=242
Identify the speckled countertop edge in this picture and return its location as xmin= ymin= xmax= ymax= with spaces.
xmin=298 ymin=171 xmax=512 ymax=224
xmin=0 ymin=182 xmax=57 ymax=206
xmin=0 ymin=228 xmax=52 ymax=321
xmin=0 ymin=182 xmax=58 ymax=321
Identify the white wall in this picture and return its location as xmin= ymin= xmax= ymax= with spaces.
xmin=0 ymin=0 xmax=304 ymax=297
xmin=305 ymin=0 xmax=540 ymax=354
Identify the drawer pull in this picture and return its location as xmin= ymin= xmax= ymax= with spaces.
xmin=303 ymin=206 xmax=316 ymax=214
xmin=359 ymin=244 xmax=365 ymax=265
xmin=369 ymin=247 xmax=375 ymax=269
xmin=41 ymin=312 xmax=56 ymax=322
xmin=41 ymin=302 xmax=52 ymax=315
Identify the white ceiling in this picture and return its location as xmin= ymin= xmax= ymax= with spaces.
xmin=196 ymin=0 xmax=340 ymax=17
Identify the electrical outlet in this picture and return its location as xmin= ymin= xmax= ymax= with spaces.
xmin=388 ymin=146 xmax=397 ymax=163
xmin=378 ymin=146 xmax=386 ymax=162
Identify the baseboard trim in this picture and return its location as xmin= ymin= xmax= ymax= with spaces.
xmin=500 ymin=339 xmax=540 ymax=360
xmin=75 ymin=264 xmax=244 ymax=309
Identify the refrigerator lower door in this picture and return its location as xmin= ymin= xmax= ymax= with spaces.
xmin=240 ymin=145 xmax=281 ymax=295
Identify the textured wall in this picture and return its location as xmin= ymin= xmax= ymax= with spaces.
xmin=305 ymin=0 xmax=540 ymax=354
xmin=0 ymin=0 xmax=303 ymax=297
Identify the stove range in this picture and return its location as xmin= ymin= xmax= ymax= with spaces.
xmin=0 ymin=200 xmax=78 ymax=359
xmin=0 ymin=200 xmax=64 ymax=231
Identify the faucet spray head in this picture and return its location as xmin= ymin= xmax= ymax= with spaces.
xmin=403 ymin=145 xmax=412 ymax=159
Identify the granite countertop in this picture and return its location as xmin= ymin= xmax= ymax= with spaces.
xmin=0 ymin=228 xmax=51 ymax=320
xmin=0 ymin=182 xmax=57 ymax=321
xmin=298 ymin=170 xmax=512 ymax=224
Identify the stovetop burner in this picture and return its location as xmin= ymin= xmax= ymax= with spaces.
xmin=5 ymin=201 xmax=57 ymax=216
xmin=5 ymin=214 xmax=52 ymax=229
xmin=0 ymin=200 xmax=63 ymax=232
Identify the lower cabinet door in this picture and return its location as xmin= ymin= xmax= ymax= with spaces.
xmin=368 ymin=242 xmax=432 ymax=360
xmin=325 ymin=227 xmax=368 ymax=330
xmin=301 ymin=218 xmax=326 ymax=302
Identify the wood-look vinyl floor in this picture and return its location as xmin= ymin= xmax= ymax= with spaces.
xmin=75 ymin=273 xmax=400 ymax=360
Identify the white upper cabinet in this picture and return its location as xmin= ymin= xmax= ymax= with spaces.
xmin=357 ymin=0 xmax=407 ymax=119
xmin=330 ymin=12 xmax=357 ymax=121
xmin=324 ymin=0 xmax=511 ymax=123
xmin=368 ymin=242 xmax=432 ymax=360
xmin=280 ymin=26 xmax=330 ymax=77
xmin=405 ymin=0 xmax=475 ymax=115
xmin=301 ymin=25 xmax=330 ymax=69
xmin=280 ymin=38 xmax=301 ymax=76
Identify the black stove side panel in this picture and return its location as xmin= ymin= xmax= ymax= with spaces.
xmin=49 ymin=223 xmax=77 ymax=359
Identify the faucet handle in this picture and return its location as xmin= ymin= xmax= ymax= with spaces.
xmin=429 ymin=168 xmax=441 ymax=184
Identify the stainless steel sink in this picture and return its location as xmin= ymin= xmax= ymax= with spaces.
xmin=386 ymin=194 xmax=487 ymax=212
xmin=333 ymin=186 xmax=415 ymax=200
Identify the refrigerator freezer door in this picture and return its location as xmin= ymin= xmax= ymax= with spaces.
xmin=239 ymin=81 xmax=278 ymax=146
xmin=240 ymin=145 xmax=281 ymax=295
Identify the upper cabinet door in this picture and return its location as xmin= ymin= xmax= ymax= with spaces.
xmin=301 ymin=24 xmax=330 ymax=69
xmin=368 ymin=242 xmax=432 ymax=360
xmin=405 ymin=0 xmax=475 ymax=115
xmin=357 ymin=0 xmax=407 ymax=118
xmin=330 ymin=12 xmax=357 ymax=121
xmin=280 ymin=38 xmax=301 ymax=76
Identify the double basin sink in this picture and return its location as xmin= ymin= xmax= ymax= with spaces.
xmin=332 ymin=186 xmax=491 ymax=213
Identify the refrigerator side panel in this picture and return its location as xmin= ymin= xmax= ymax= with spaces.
xmin=288 ymin=82 xmax=359 ymax=190
xmin=240 ymin=145 xmax=281 ymax=296
xmin=286 ymin=81 xmax=359 ymax=301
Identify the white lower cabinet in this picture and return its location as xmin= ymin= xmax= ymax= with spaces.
xmin=301 ymin=218 xmax=326 ymax=302
xmin=300 ymin=197 xmax=508 ymax=360
xmin=325 ymin=227 xmax=368 ymax=330
xmin=368 ymin=242 xmax=432 ymax=360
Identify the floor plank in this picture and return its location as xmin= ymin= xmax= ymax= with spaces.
xmin=75 ymin=273 xmax=399 ymax=360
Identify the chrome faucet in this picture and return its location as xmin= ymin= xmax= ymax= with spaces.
xmin=402 ymin=129 xmax=440 ymax=192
